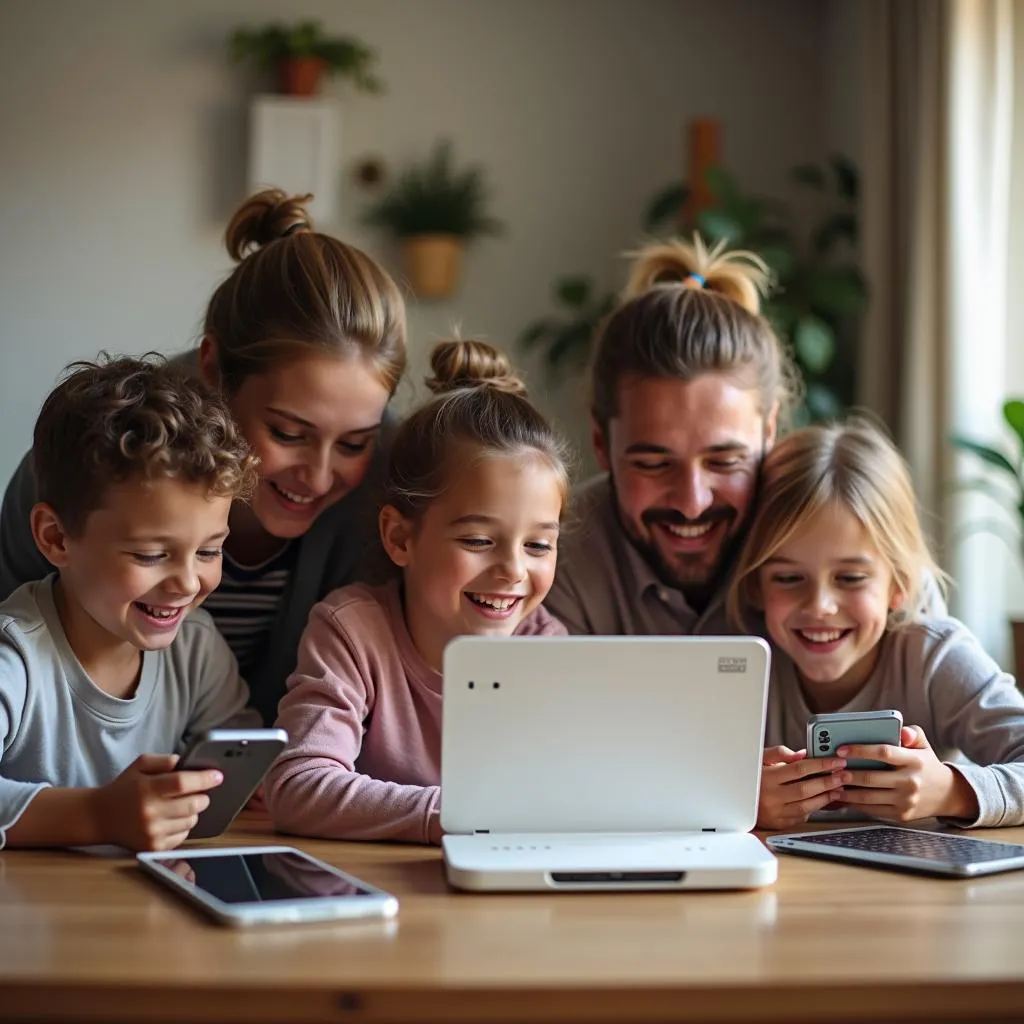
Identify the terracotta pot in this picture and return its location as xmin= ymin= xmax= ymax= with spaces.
xmin=1011 ymin=619 xmax=1024 ymax=686
xmin=401 ymin=234 xmax=463 ymax=299
xmin=278 ymin=56 xmax=327 ymax=97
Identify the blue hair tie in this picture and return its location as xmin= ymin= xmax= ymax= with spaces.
xmin=686 ymin=273 xmax=706 ymax=286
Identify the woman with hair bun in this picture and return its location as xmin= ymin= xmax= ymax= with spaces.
xmin=0 ymin=189 xmax=408 ymax=724
xmin=265 ymin=338 xmax=570 ymax=844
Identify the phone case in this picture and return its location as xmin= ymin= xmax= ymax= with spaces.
xmin=806 ymin=711 xmax=903 ymax=770
xmin=177 ymin=728 xmax=288 ymax=839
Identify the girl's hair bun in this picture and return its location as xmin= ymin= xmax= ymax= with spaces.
xmin=425 ymin=339 xmax=528 ymax=397
xmin=225 ymin=188 xmax=315 ymax=262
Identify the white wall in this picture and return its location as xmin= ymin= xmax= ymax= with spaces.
xmin=0 ymin=0 xmax=827 ymax=480
xmin=823 ymin=0 xmax=862 ymax=162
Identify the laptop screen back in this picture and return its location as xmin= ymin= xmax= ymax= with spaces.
xmin=441 ymin=636 xmax=770 ymax=836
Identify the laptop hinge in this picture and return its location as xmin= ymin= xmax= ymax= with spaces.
xmin=701 ymin=828 xmax=716 ymax=833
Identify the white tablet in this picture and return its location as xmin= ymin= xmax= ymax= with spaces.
xmin=137 ymin=845 xmax=399 ymax=927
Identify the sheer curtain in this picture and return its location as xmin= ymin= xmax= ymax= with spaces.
xmin=857 ymin=0 xmax=1014 ymax=660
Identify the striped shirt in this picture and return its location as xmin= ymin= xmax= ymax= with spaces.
xmin=203 ymin=543 xmax=297 ymax=674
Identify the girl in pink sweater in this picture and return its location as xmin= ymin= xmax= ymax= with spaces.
xmin=265 ymin=340 xmax=570 ymax=844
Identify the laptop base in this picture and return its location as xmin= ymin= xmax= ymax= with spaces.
xmin=443 ymin=831 xmax=777 ymax=892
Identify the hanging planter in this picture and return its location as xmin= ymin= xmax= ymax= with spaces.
xmin=229 ymin=21 xmax=384 ymax=98
xmin=402 ymin=235 xmax=464 ymax=300
xmin=363 ymin=140 xmax=504 ymax=301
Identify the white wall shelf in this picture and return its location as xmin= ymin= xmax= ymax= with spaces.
xmin=248 ymin=95 xmax=339 ymax=225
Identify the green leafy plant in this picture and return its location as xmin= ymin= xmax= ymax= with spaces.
xmin=644 ymin=156 xmax=868 ymax=423
xmin=521 ymin=156 xmax=869 ymax=423
xmin=951 ymin=400 xmax=1024 ymax=555
xmin=520 ymin=276 xmax=617 ymax=379
xmin=363 ymin=141 xmax=504 ymax=239
xmin=228 ymin=20 xmax=383 ymax=93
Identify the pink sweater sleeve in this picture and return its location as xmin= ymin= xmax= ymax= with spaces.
xmin=264 ymin=601 xmax=441 ymax=845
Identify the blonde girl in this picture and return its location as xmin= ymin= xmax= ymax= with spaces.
xmin=266 ymin=339 xmax=570 ymax=844
xmin=730 ymin=419 xmax=1024 ymax=829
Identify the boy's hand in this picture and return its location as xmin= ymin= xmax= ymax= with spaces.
xmin=757 ymin=746 xmax=847 ymax=830
xmin=94 ymin=754 xmax=223 ymax=852
xmin=836 ymin=726 xmax=980 ymax=822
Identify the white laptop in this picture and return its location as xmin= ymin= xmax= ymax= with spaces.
xmin=440 ymin=635 xmax=777 ymax=892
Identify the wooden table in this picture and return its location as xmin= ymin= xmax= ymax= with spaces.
xmin=2 ymin=816 xmax=1024 ymax=1023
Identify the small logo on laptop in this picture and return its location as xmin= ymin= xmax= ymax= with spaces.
xmin=717 ymin=656 xmax=747 ymax=674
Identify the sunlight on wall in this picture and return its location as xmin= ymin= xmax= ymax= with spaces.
xmin=947 ymin=0 xmax=1015 ymax=666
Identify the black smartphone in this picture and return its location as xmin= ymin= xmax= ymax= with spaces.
xmin=176 ymin=728 xmax=288 ymax=839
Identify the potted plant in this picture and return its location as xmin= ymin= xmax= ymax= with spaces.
xmin=520 ymin=277 xmax=617 ymax=380
xmin=228 ymin=20 xmax=383 ymax=97
xmin=363 ymin=141 xmax=504 ymax=299
xmin=951 ymin=400 xmax=1024 ymax=682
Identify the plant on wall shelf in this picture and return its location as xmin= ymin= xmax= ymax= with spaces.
xmin=229 ymin=20 xmax=383 ymax=97
xmin=363 ymin=140 xmax=504 ymax=300
xmin=643 ymin=156 xmax=868 ymax=423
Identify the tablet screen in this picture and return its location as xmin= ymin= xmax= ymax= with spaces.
xmin=163 ymin=851 xmax=377 ymax=903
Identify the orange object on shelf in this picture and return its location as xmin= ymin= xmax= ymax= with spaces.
xmin=278 ymin=56 xmax=327 ymax=96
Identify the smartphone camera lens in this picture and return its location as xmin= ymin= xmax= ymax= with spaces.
xmin=819 ymin=744 xmax=829 ymax=753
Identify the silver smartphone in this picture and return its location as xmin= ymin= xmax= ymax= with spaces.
xmin=176 ymin=728 xmax=287 ymax=839
xmin=807 ymin=710 xmax=903 ymax=770
xmin=137 ymin=845 xmax=400 ymax=926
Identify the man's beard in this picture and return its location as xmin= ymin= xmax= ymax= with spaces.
xmin=609 ymin=478 xmax=744 ymax=599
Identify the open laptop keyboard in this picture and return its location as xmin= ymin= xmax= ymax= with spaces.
xmin=802 ymin=827 xmax=1024 ymax=864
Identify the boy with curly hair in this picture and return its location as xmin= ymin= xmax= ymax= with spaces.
xmin=0 ymin=355 xmax=260 ymax=852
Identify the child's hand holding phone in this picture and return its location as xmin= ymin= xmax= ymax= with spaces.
xmin=757 ymin=746 xmax=847 ymax=829
xmin=835 ymin=725 xmax=980 ymax=822
xmin=93 ymin=754 xmax=224 ymax=852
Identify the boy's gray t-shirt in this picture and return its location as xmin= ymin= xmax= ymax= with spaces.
xmin=0 ymin=576 xmax=255 ymax=847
